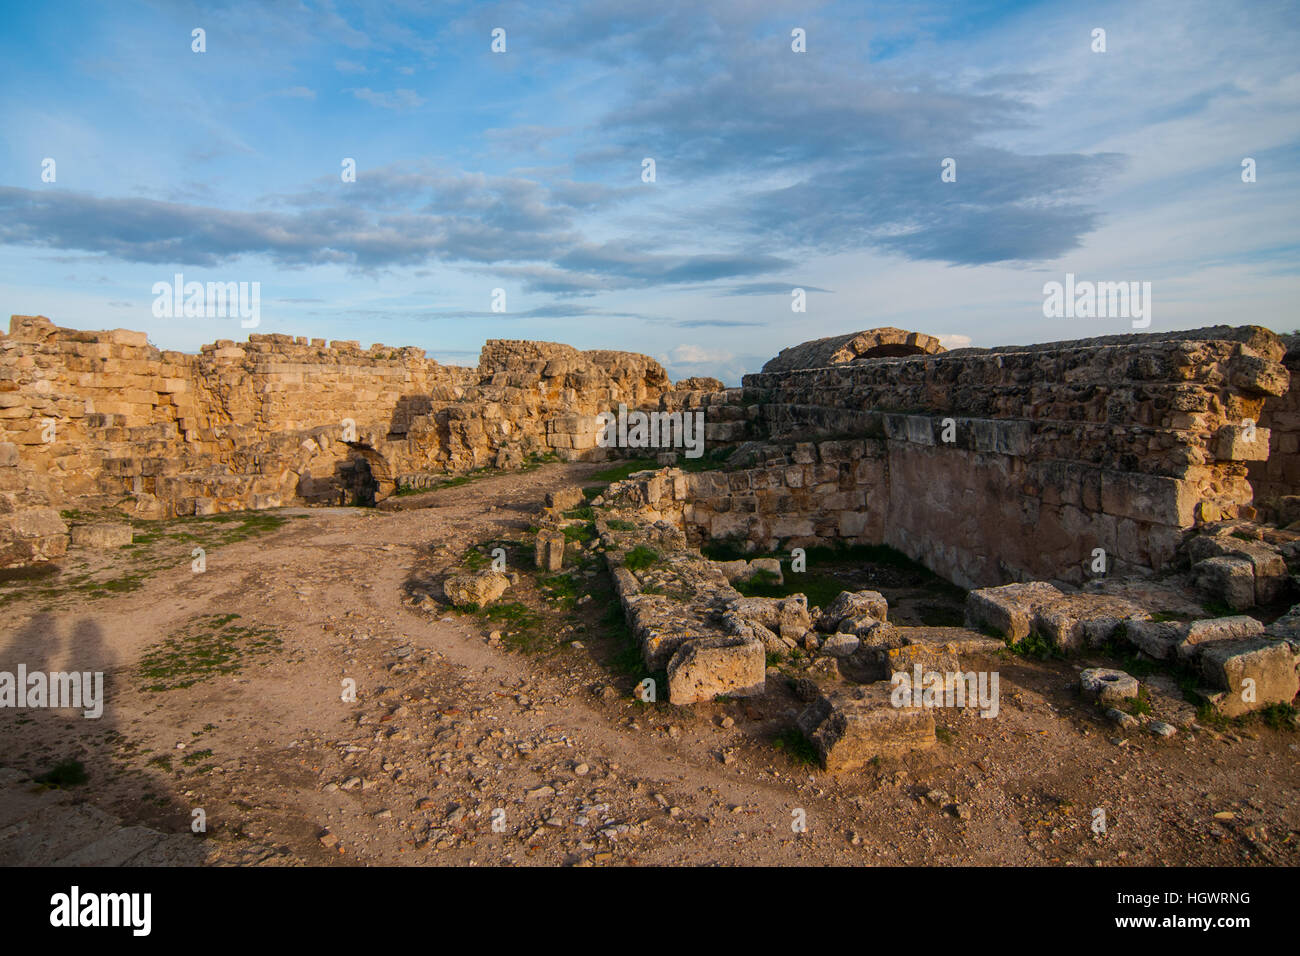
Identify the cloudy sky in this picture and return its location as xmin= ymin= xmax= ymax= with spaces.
xmin=1 ymin=0 xmax=1297 ymax=382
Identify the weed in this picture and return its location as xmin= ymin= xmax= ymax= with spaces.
xmin=773 ymin=728 xmax=819 ymax=766
xmin=35 ymin=760 xmax=88 ymax=788
xmin=623 ymin=546 xmax=660 ymax=572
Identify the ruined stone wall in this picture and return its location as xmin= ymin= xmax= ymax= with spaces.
xmin=0 ymin=315 xmax=672 ymax=565
xmin=724 ymin=326 xmax=1290 ymax=587
xmin=1248 ymin=334 xmax=1300 ymax=506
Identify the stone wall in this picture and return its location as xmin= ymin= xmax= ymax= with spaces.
xmin=0 ymin=315 xmax=673 ymax=565
xmin=710 ymin=326 xmax=1292 ymax=587
xmin=4 ymin=314 xmax=1296 ymax=590
xmin=1248 ymin=334 xmax=1300 ymax=507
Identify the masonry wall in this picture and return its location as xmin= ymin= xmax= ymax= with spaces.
xmin=713 ymin=326 xmax=1290 ymax=587
xmin=0 ymin=315 xmax=675 ymax=565
xmin=1247 ymin=334 xmax=1300 ymax=504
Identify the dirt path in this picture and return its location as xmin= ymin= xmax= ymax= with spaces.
xmin=2 ymin=462 xmax=1298 ymax=866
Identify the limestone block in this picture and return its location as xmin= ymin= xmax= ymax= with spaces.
xmin=896 ymin=626 xmax=1004 ymax=656
xmin=1121 ymin=618 xmax=1186 ymax=660
xmin=817 ymin=589 xmax=889 ymax=632
xmin=1175 ymin=615 xmax=1265 ymax=662
xmin=964 ymin=582 xmax=1063 ymax=643
xmin=796 ymin=682 xmax=936 ymax=771
xmin=1214 ymin=424 xmax=1269 ymax=461
xmin=70 ymin=524 xmax=133 ymax=548
xmin=885 ymin=643 xmax=960 ymax=676
xmin=535 ymin=530 xmax=565 ymax=572
xmin=1200 ymin=638 xmax=1300 ymax=717
xmin=1033 ymin=594 xmax=1149 ymax=651
xmin=1192 ymin=556 xmax=1256 ymax=610
xmin=666 ymin=636 xmax=765 ymax=704
xmin=443 ymin=571 xmax=510 ymax=607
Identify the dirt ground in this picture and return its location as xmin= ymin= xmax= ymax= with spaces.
xmin=2 ymin=462 xmax=1298 ymax=866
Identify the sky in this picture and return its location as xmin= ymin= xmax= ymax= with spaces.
xmin=0 ymin=0 xmax=1297 ymax=383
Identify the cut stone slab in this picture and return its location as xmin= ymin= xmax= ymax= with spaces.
xmin=666 ymin=636 xmax=765 ymax=705
xmin=716 ymin=557 xmax=784 ymax=586
xmin=1033 ymin=595 xmax=1149 ymax=652
xmin=1121 ymin=618 xmax=1187 ymax=660
xmin=1264 ymin=604 xmax=1300 ymax=649
xmin=1175 ymin=615 xmax=1264 ymax=662
xmin=821 ymin=633 xmax=861 ymax=657
xmin=796 ymin=681 xmax=936 ymax=772
xmin=817 ymin=590 xmax=888 ymax=632
xmin=896 ymin=626 xmax=1005 ymax=656
xmin=534 ymin=529 xmax=565 ymax=571
xmin=69 ymin=523 xmax=133 ymax=548
xmin=728 ymin=595 xmax=811 ymax=641
xmin=1192 ymin=556 xmax=1256 ymax=610
xmin=546 ymin=485 xmax=586 ymax=511
xmin=1080 ymin=667 xmax=1140 ymax=705
xmin=1199 ymin=637 xmax=1300 ymax=717
xmin=722 ymin=611 xmax=787 ymax=656
xmin=443 ymin=570 xmax=510 ymax=607
xmin=964 ymin=581 xmax=1063 ymax=643
xmin=885 ymin=644 xmax=960 ymax=676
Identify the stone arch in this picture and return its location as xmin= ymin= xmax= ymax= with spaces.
xmin=344 ymin=443 xmax=396 ymax=505
xmin=760 ymin=327 xmax=946 ymax=373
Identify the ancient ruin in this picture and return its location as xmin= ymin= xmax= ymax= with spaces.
xmin=3 ymin=314 xmax=1299 ymax=866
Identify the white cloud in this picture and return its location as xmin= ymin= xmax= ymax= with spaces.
xmin=348 ymin=88 xmax=424 ymax=110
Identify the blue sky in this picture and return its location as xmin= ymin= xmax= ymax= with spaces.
xmin=1 ymin=0 xmax=1297 ymax=383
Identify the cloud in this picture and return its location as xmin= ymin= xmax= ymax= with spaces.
xmin=660 ymin=344 xmax=735 ymax=365
xmin=721 ymin=282 xmax=834 ymax=296
xmin=937 ymin=333 xmax=972 ymax=349
xmin=347 ymin=87 xmax=425 ymax=110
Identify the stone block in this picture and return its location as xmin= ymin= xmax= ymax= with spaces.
xmin=543 ymin=486 xmax=585 ymax=515
xmin=443 ymin=571 xmax=510 ymax=607
xmin=1200 ymin=638 xmax=1300 ymax=717
xmin=1033 ymin=594 xmax=1149 ymax=652
xmin=69 ymin=523 xmax=133 ymax=548
xmin=1192 ymin=556 xmax=1257 ymax=610
xmin=796 ymin=682 xmax=936 ymax=771
xmin=1176 ymin=615 xmax=1265 ymax=662
xmin=666 ymin=636 xmax=765 ymax=705
xmin=1079 ymin=667 xmax=1140 ymax=705
xmin=964 ymin=581 xmax=1063 ymax=643
xmin=1121 ymin=618 xmax=1186 ymax=660
xmin=535 ymin=529 xmax=565 ymax=572
xmin=817 ymin=589 xmax=889 ymax=632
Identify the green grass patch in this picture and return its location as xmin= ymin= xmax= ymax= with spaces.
xmin=35 ymin=759 xmax=88 ymax=788
xmin=1125 ymin=687 xmax=1154 ymax=717
xmin=591 ymin=458 xmax=660 ymax=484
xmin=1009 ymin=628 xmax=1060 ymax=660
xmin=623 ymin=546 xmax=660 ymax=572
xmin=1259 ymin=702 xmax=1298 ymax=731
xmin=563 ymin=522 xmax=597 ymax=543
xmin=138 ymin=613 xmax=281 ymax=692
xmin=773 ymin=728 xmax=819 ymax=766
xmin=671 ymin=446 xmax=733 ymax=473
